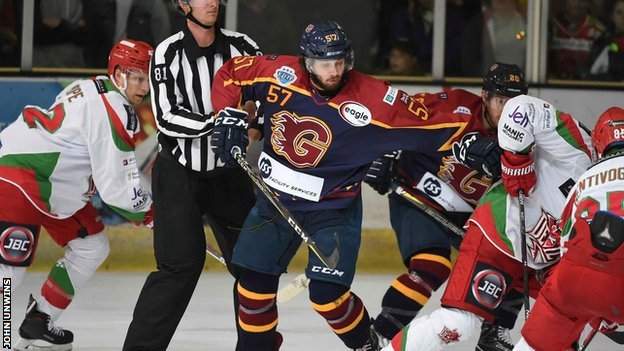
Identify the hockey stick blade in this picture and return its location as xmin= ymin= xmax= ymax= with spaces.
xmin=232 ymin=151 xmax=339 ymax=269
xmin=391 ymin=182 xmax=464 ymax=237
xmin=276 ymin=273 xmax=310 ymax=303
xmin=206 ymin=246 xmax=310 ymax=304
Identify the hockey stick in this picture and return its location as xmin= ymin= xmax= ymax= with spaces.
xmin=205 ymin=245 xmax=309 ymax=303
xmin=206 ymin=243 xmax=226 ymax=266
xmin=276 ymin=273 xmax=309 ymax=303
xmin=518 ymin=190 xmax=531 ymax=320
xmin=390 ymin=182 xmax=464 ymax=237
xmin=232 ymin=150 xmax=339 ymax=270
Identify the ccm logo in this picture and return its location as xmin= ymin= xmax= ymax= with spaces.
xmin=339 ymin=101 xmax=371 ymax=127
xmin=311 ymin=266 xmax=344 ymax=277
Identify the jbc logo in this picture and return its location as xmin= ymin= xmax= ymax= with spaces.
xmin=477 ymin=279 xmax=502 ymax=299
xmin=3 ymin=238 xmax=29 ymax=252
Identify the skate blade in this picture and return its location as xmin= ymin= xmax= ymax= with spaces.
xmin=14 ymin=338 xmax=72 ymax=351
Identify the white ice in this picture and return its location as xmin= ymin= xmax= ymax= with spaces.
xmin=7 ymin=272 xmax=616 ymax=350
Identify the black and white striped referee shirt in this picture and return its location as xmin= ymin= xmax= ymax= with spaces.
xmin=150 ymin=26 xmax=261 ymax=173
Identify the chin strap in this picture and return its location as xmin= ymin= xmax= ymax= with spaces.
xmin=109 ymin=73 xmax=129 ymax=100
xmin=186 ymin=10 xmax=213 ymax=29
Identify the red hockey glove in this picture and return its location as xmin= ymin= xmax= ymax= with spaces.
xmin=501 ymin=150 xmax=536 ymax=197
xmin=142 ymin=207 xmax=154 ymax=229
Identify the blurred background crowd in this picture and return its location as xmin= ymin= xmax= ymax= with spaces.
xmin=1 ymin=0 xmax=623 ymax=82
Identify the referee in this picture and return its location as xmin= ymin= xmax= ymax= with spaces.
xmin=123 ymin=1 xmax=260 ymax=349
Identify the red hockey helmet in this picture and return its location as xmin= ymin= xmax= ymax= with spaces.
xmin=107 ymin=40 xmax=153 ymax=77
xmin=592 ymin=107 xmax=624 ymax=158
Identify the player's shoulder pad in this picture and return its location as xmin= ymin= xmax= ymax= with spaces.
xmin=256 ymin=55 xmax=306 ymax=87
xmin=346 ymin=72 xmax=399 ymax=106
xmin=499 ymin=95 xmax=536 ymax=129
xmin=446 ymin=88 xmax=480 ymax=102
xmin=101 ymin=89 xmax=139 ymax=134
xmin=589 ymin=152 xmax=624 ymax=171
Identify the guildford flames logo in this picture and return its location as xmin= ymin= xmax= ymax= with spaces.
xmin=270 ymin=110 xmax=332 ymax=168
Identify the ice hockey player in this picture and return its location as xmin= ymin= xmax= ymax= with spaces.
xmin=210 ymin=20 xmax=479 ymax=351
xmin=514 ymin=106 xmax=624 ymax=351
xmin=364 ymin=63 xmax=529 ymax=351
xmin=0 ymin=39 xmax=154 ymax=350
xmin=382 ymin=93 xmax=593 ymax=351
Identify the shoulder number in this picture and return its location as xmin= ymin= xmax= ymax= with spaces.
xmin=152 ymin=64 xmax=168 ymax=83
xmin=22 ymin=104 xmax=66 ymax=133
xmin=233 ymin=56 xmax=255 ymax=71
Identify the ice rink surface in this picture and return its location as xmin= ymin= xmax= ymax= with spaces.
xmin=8 ymin=272 xmax=616 ymax=350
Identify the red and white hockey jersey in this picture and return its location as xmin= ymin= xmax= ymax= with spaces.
xmin=0 ymin=76 xmax=151 ymax=221
xmin=469 ymin=95 xmax=594 ymax=269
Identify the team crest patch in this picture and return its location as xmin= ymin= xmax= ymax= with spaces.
xmin=438 ymin=326 xmax=460 ymax=344
xmin=527 ymin=210 xmax=561 ymax=264
xmin=452 ymin=106 xmax=472 ymax=115
xmin=274 ymin=66 xmax=297 ymax=86
xmin=339 ymin=101 xmax=371 ymax=127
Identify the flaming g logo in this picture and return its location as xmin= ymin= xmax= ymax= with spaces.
xmin=270 ymin=111 xmax=332 ymax=168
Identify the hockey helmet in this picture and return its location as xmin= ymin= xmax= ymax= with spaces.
xmin=483 ymin=63 xmax=528 ymax=98
xmin=107 ymin=40 xmax=153 ymax=77
xmin=592 ymin=106 xmax=624 ymax=158
xmin=299 ymin=21 xmax=354 ymax=70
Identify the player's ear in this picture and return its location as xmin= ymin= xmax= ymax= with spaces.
xmin=112 ymin=66 xmax=122 ymax=85
xmin=480 ymin=90 xmax=488 ymax=103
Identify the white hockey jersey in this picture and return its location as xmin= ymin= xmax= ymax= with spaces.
xmin=560 ymin=153 xmax=624 ymax=246
xmin=0 ymin=76 xmax=151 ymax=221
xmin=469 ymin=95 xmax=593 ymax=269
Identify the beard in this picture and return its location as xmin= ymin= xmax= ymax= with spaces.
xmin=310 ymin=73 xmax=345 ymax=98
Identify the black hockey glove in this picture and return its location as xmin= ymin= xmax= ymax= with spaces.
xmin=453 ymin=133 xmax=502 ymax=179
xmin=211 ymin=107 xmax=249 ymax=168
xmin=364 ymin=151 xmax=400 ymax=195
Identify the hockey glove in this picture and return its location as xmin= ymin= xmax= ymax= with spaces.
xmin=501 ymin=150 xmax=536 ymax=197
xmin=454 ymin=135 xmax=502 ymax=179
xmin=211 ymin=107 xmax=249 ymax=168
xmin=142 ymin=207 xmax=154 ymax=229
xmin=364 ymin=151 xmax=400 ymax=195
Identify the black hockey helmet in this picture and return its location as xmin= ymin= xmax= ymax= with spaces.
xmin=482 ymin=63 xmax=528 ymax=98
xmin=299 ymin=21 xmax=354 ymax=70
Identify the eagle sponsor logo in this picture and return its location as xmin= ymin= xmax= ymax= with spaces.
xmin=339 ymin=101 xmax=371 ymax=127
xmin=273 ymin=66 xmax=297 ymax=86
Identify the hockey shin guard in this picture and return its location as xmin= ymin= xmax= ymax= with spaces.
xmin=309 ymin=280 xmax=371 ymax=349
xmin=374 ymin=248 xmax=452 ymax=339
xmin=236 ymin=269 xmax=281 ymax=351
xmin=39 ymin=232 xmax=109 ymax=319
